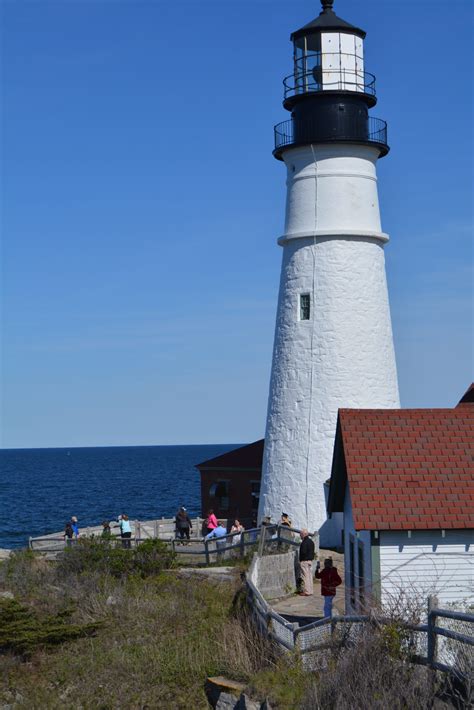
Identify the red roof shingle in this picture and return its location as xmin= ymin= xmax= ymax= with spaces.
xmin=329 ymin=401 xmax=474 ymax=531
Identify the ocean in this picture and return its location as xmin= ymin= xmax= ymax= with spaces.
xmin=0 ymin=444 xmax=239 ymax=549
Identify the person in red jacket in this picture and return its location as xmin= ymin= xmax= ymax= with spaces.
xmin=315 ymin=557 xmax=342 ymax=618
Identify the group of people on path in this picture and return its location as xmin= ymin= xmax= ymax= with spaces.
xmin=63 ymin=508 xmax=341 ymax=617
xmin=175 ymin=507 xmax=245 ymax=549
xmin=299 ymin=527 xmax=342 ymax=618
xmin=63 ymin=514 xmax=133 ymax=548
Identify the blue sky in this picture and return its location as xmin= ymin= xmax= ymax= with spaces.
xmin=1 ymin=0 xmax=472 ymax=448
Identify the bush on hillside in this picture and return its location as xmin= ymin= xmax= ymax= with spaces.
xmin=56 ymin=537 xmax=176 ymax=578
xmin=0 ymin=597 xmax=100 ymax=657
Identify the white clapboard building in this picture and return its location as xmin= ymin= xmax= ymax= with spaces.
xmin=327 ymin=385 xmax=474 ymax=611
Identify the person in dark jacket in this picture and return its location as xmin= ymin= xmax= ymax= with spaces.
xmin=101 ymin=521 xmax=112 ymax=539
xmin=175 ymin=507 xmax=192 ymax=543
xmin=315 ymin=557 xmax=342 ymax=617
xmin=64 ymin=522 xmax=74 ymax=547
xmin=299 ymin=529 xmax=315 ymax=596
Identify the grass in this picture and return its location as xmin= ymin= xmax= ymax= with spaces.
xmin=0 ymin=547 xmax=454 ymax=709
xmin=0 ymin=547 xmax=282 ymax=709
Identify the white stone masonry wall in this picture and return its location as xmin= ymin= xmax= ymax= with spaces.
xmin=259 ymin=143 xmax=399 ymax=533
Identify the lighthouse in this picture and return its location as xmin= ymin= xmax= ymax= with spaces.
xmin=258 ymin=0 xmax=400 ymax=534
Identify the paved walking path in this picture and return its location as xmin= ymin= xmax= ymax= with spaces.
xmin=272 ymin=551 xmax=345 ymax=625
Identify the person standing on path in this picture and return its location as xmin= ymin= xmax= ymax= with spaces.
xmin=205 ymin=509 xmax=218 ymax=536
xmin=315 ymin=558 xmax=342 ymax=617
xmin=70 ymin=516 xmax=79 ymax=540
xmin=116 ymin=514 xmax=132 ymax=548
xmin=175 ymin=506 xmax=192 ymax=544
xmin=298 ymin=529 xmax=315 ymax=596
xmin=230 ymin=519 xmax=244 ymax=547
xmin=101 ymin=521 xmax=112 ymax=539
xmin=204 ymin=521 xmax=228 ymax=561
xmin=64 ymin=522 xmax=74 ymax=547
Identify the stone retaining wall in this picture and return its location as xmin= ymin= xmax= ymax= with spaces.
xmin=249 ymin=551 xmax=297 ymax=600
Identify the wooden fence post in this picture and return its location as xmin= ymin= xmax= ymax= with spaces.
xmin=427 ymin=595 xmax=438 ymax=668
xmin=240 ymin=531 xmax=245 ymax=558
xmin=136 ymin=522 xmax=141 ymax=544
xmin=204 ymin=539 xmax=210 ymax=566
xmin=153 ymin=520 xmax=158 ymax=538
xmin=258 ymin=526 xmax=266 ymax=557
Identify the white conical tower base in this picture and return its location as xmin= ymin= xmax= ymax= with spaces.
xmin=258 ymin=143 xmax=399 ymax=532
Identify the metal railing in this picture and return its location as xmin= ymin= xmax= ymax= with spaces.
xmin=284 ymin=68 xmax=376 ymax=100
xmin=273 ymin=115 xmax=388 ymax=155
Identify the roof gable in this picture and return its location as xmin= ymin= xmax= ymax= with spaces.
xmin=329 ymin=404 xmax=474 ymax=531
xmin=457 ymin=383 xmax=474 ymax=406
xmin=196 ymin=439 xmax=264 ymax=470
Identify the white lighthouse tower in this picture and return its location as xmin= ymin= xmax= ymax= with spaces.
xmin=258 ymin=0 xmax=400 ymax=533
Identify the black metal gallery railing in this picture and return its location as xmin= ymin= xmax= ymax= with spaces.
xmin=273 ymin=115 xmax=388 ymax=157
xmin=284 ymin=52 xmax=376 ymax=100
xmin=284 ymin=69 xmax=376 ymax=100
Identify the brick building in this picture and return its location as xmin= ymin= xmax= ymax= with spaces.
xmin=196 ymin=440 xmax=263 ymax=528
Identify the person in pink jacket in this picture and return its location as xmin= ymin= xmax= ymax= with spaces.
xmin=205 ymin=509 xmax=218 ymax=535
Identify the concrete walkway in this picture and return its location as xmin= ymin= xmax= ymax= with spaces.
xmin=272 ymin=551 xmax=345 ymax=625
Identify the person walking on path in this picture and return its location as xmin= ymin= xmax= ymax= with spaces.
xmin=175 ymin=506 xmax=192 ymax=544
xmin=315 ymin=557 xmax=342 ymax=617
xmin=298 ymin=529 xmax=315 ymax=596
xmin=115 ymin=514 xmax=132 ymax=548
xmin=205 ymin=509 xmax=218 ymax=536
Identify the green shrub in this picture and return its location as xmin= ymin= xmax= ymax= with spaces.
xmin=56 ymin=537 xmax=176 ymax=578
xmin=0 ymin=597 xmax=100 ymax=656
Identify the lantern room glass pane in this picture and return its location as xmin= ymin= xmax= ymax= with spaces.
xmin=293 ymin=35 xmax=322 ymax=94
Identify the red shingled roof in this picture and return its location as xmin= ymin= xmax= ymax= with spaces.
xmin=196 ymin=439 xmax=264 ymax=470
xmin=328 ymin=399 xmax=474 ymax=531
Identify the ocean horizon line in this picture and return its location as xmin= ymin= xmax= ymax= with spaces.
xmin=0 ymin=441 xmax=248 ymax=452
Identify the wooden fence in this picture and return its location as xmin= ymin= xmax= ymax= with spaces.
xmin=28 ymin=522 xmax=316 ymax=565
xmin=246 ymin=554 xmax=474 ymax=682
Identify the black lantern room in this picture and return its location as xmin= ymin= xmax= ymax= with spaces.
xmin=273 ymin=0 xmax=389 ymax=159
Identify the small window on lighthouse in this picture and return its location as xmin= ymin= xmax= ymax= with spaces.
xmin=299 ymin=293 xmax=311 ymax=321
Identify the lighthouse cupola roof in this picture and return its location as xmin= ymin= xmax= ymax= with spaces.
xmin=291 ymin=1 xmax=366 ymax=42
xmin=285 ymin=0 xmax=373 ymax=112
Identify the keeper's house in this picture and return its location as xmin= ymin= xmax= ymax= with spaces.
xmin=327 ymin=385 xmax=474 ymax=612
xmin=196 ymin=440 xmax=263 ymax=527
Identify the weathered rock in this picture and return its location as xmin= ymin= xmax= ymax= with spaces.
xmin=205 ymin=678 xmax=269 ymax=709
xmin=106 ymin=595 xmax=117 ymax=606
xmin=206 ymin=677 xmax=245 ymax=708
xmin=215 ymin=692 xmax=240 ymax=710
xmin=238 ymin=693 xmax=262 ymax=710
xmin=0 ymin=591 xmax=14 ymax=600
xmin=0 ymin=549 xmax=11 ymax=561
